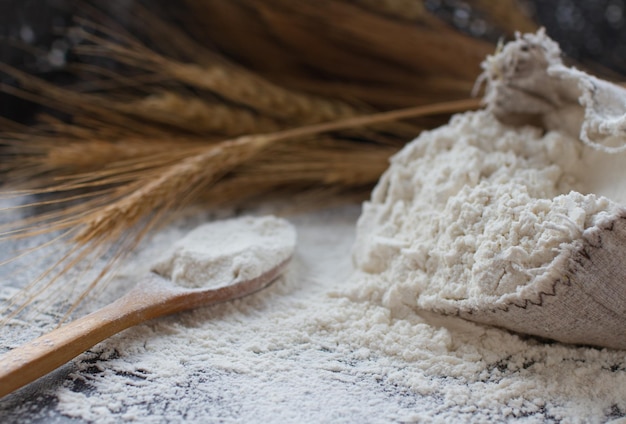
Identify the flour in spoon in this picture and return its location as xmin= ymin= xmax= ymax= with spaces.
xmin=151 ymin=216 xmax=296 ymax=289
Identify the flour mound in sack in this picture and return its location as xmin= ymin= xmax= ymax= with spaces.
xmin=352 ymin=31 xmax=626 ymax=349
xmin=354 ymin=110 xmax=617 ymax=312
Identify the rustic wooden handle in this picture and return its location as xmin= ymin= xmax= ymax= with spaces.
xmin=0 ymin=258 xmax=290 ymax=399
xmin=0 ymin=278 xmax=170 ymax=398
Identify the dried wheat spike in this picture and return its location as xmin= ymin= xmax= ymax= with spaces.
xmin=73 ymin=28 xmax=364 ymax=125
xmin=71 ymin=135 xmax=271 ymax=245
xmin=117 ymin=92 xmax=282 ymax=136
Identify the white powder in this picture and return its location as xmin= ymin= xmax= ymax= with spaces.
xmin=2 ymin=205 xmax=626 ymax=422
xmin=352 ymin=110 xmax=622 ymax=316
xmin=352 ymin=30 xmax=626 ymax=349
xmin=151 ymin=216 xmax=296 ymax=289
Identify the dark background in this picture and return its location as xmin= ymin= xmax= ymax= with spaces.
xmin=1 ymin=0 xmax=625 ymax=122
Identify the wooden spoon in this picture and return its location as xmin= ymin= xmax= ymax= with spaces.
xmin=0 ymin=215 xmax=296 ymax=398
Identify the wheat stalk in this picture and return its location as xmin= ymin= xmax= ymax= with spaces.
xmin=71 ymin=27 xmax=364 ymax=125
xmin=62 ymin=98 xmax=481 ymax=244
xmin=0 ymin=97 xmax=479 ymax=320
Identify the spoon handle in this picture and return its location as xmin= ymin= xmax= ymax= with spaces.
xmin=0 ymin=258 xmax=290 ymax=399
xmin=0 ymin=275 xmax=171 ymax=398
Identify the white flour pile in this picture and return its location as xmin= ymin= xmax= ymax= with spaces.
xmin=3 ymin=31 xmax=626 ymax=422
xmin=353 ymin=30 xmax=626 ymax=350
xmin=352 ymin=110 xmax=622 ymax=316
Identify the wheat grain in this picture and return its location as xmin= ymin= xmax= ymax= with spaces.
xmin=118 ymin=92 xmax=282 ymax=135
xmin=71 ymin=136 xmax=269 ymax=245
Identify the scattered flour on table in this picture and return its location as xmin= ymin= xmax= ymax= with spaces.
xmin=1 ymin=209 xmax=626 ymax=422
xmin=4 ymin=111 xmax=626 ymax=421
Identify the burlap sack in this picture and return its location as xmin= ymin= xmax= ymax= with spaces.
xmin=456 ymin=211 xmax=626 ymax=349
xmin=454 ymin=30 xmax=626 ymax=349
